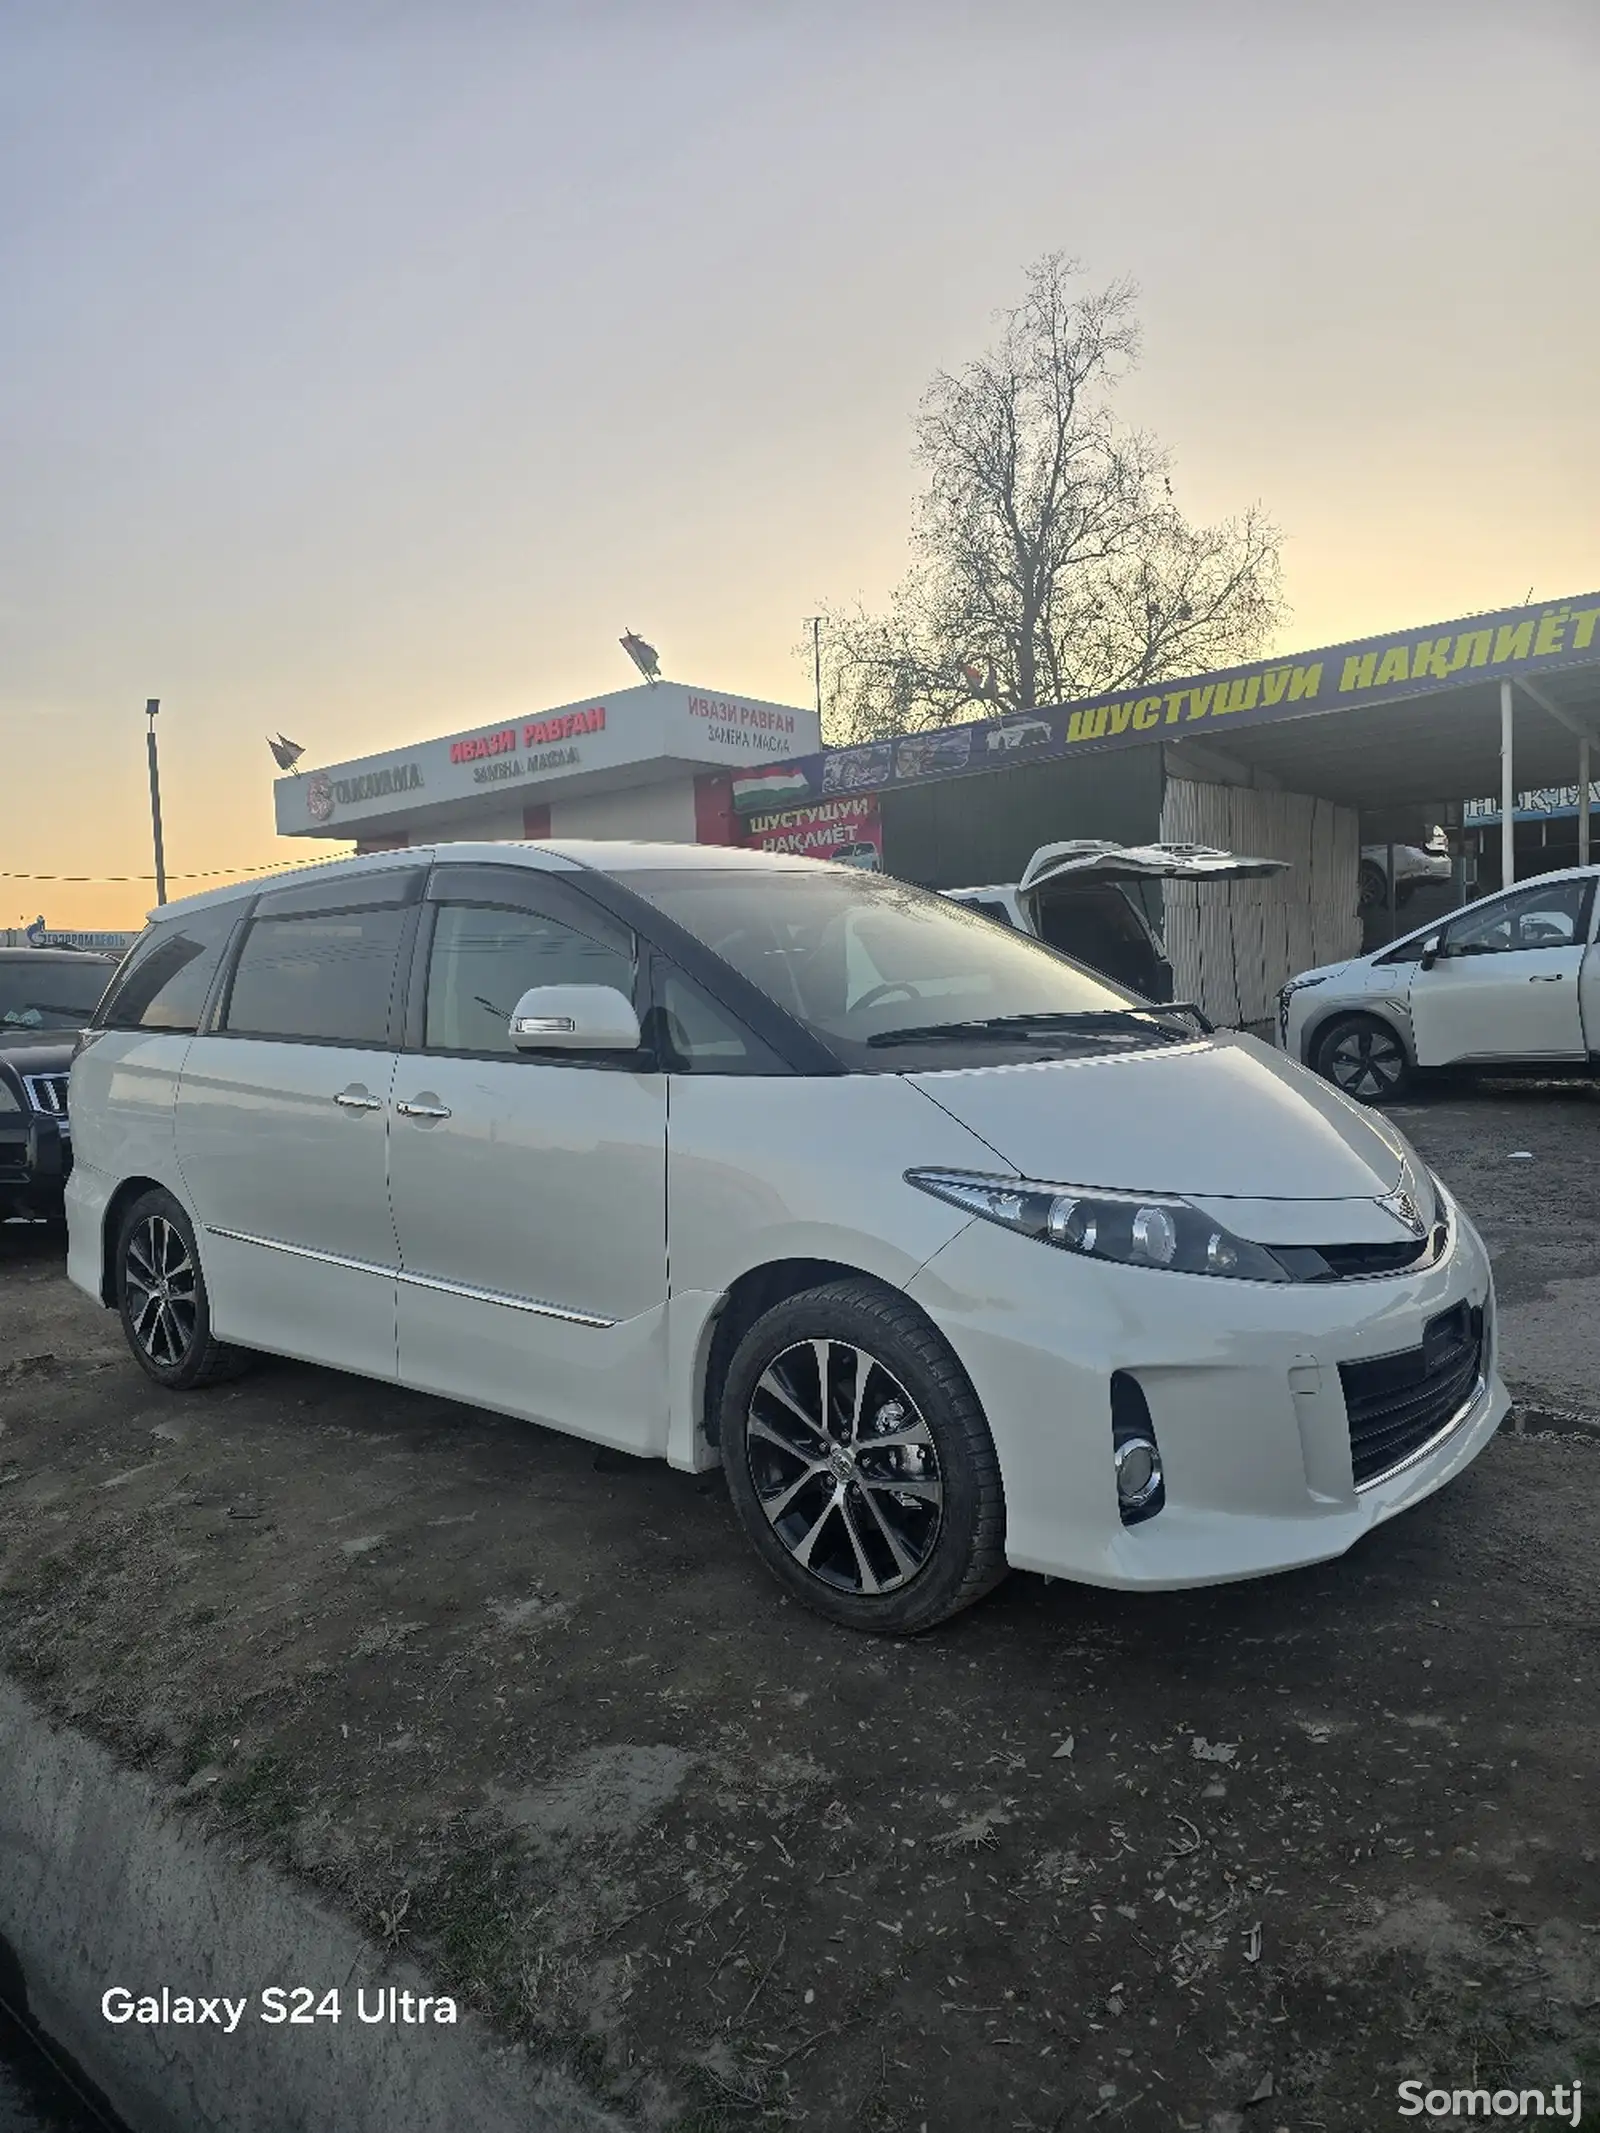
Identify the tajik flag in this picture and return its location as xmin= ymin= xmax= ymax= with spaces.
xmin=731 ymin=765 xmax=813 ymax=811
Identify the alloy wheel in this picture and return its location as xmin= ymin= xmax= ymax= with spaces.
xmin=745 ymin=1339 xmax=944 ymax=1595
xmin=123 ymin=1215 xmax=199 ymax=1369
xmin=1326 ymin=1025 xmax=1405 ymax=1100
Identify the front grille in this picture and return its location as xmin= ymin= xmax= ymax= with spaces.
xmin=1317 ymin=1242 xmax=1426 ymax=1278
xmin=22 ymin=1073 xmax=69 ymax=1117
xmin=1272 ymin=1218 xmax=1448 ymax=1284
xmin=1338 ymin=1301 xmax=1484 ymax=1489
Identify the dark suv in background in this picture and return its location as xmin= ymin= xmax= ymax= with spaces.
xmin=0 ymin=948 xmax=118 ymax=1220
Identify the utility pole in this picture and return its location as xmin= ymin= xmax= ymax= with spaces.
xmin=804 ymin=617 xmax=823 ymax=724
xmin=146 ymin=699 xmax=168 ymax=905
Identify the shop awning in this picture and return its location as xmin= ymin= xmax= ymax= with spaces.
xmin=1165 ymin=660 xmax=1600 ymax=813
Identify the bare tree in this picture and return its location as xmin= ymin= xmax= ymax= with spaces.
xmin=813 ymin=255 xmax=1286 ymax=745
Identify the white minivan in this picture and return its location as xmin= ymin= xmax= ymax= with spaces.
xmin=68 ymin=841 xmax=1506 ymax=1634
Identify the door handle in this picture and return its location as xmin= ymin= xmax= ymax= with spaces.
xmin=1528 ymin=973 xmax=1566 ymax=982
xmin=396 ymin=1100 xmax=452 ymax=1120
xmin=333 ymin=1089 xmax=383 ymax=1110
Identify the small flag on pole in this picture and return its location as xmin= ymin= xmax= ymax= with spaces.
xmin=619 ymin=631 xmax=661 ymax=684
xmin=268 ymin=734 xmax=306 ymax=772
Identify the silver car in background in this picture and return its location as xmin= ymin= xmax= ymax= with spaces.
xmin=1358 ymin=835 xmax=1451 ymax=912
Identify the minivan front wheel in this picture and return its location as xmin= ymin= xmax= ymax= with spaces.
xmin=720 ymin=1281 xmax=1007 ymax=1634
xmin=117 ymin=1189 xmax=250 ymax=1390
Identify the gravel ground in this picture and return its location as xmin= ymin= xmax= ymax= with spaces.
xmin=0 ymin=1081 xmax=1596 ymax=2133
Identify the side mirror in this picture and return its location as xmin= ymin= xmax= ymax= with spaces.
xmin=508 ymin=984 xmax=641 ymax=1053
xmin=1419 ymin=934 xmax=1443 ymax=971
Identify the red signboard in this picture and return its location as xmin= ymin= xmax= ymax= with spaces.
xmin=450 ymin=706 xmax=607 ymax=765
xmin=739 ymin=793 xmax=883 ymax=867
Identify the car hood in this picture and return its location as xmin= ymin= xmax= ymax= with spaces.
xmin=1286 ymin=958 xmax=1360 ymax=988
xmin=906 ymin=1032 xmax=1414 ymax=1202
xmin=0 ymin=1033 xmax=81 ymax=1071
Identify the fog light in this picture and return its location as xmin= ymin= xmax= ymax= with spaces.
xmin=1114 ymin=1435 xmax=1162 ymax=1509
xmin=1110 ymin=1371 xmax=1165 ymax=1526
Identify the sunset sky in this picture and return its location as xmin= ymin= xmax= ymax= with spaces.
xmin=3 ymin=0 xmax=1596 ymax=928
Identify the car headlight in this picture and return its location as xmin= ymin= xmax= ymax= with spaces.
xmin=905 ymin=1169 xmax=1291 ymax=1282
xmin=1279 ymin=974 xmax=1327 ymax=1005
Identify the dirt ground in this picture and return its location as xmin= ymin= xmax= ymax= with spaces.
xmin=1 ymin=1081 xmax=1597 ymax=2133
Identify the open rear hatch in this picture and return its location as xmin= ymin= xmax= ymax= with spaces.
xmin=1016 ymin=843 xmax=1292 ymax=1003
xmin=1017 ymin=840 xmax=1291 ymax=894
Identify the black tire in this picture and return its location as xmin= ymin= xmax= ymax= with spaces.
xmin=1312 ymin=1013 xmax=1412 ymax=1104
xmin=719 ymin=1280 xmax=1007 ymax=1635
xmin=1358 ymin=860 xmax=1387 ymax=912
xmin=116 ymin=1188 xmax=251 ymax=1390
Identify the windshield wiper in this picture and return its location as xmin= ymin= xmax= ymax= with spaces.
xmin=865 ymin=1008 xmax=1200 ymax=1049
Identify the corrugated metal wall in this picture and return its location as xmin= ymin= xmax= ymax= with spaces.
xmin=1160 ymin=778 xmax=1361 ymax=1028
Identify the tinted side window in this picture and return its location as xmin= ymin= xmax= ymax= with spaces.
xmin=1444 ymin=877 xmax=1594 ymax=957
xmin=424 ymin=902 xmax=635 ymax=1056
xmin=224 ymin=910 xmax=408 ymax=1045
xmin=98 ymin=905 xmax=241 ymax=1033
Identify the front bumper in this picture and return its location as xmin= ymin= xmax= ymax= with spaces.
xmin=906 ymin=1186 xmax=1506 ymax=1589
xmin=0 ymin=1112 xmax=71 ymax=1213
xmin=1278 ymin=981 xmax=1332 ymax=1058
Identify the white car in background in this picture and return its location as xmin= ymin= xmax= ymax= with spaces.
xmin=1358 ymin=835 xmax=1451 ymax=912
xmin=68 ymin=841 xmax=1504 ymax=1635
xmin=986 ymin=718 xmax=1054 ymax=751
xmin=1281 ymin=864 xmax=1600 ymax=1102
xmin=944 ymin=840 xmax=1290 ymax=1003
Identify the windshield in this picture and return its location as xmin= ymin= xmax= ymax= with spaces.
xmin=615 ymin=867 xmax=1188 ymax=1068
xmin=0 ymin=958 xmax=112 ymax=1033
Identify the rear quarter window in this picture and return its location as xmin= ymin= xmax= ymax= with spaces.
xmin=97 ymin=906 xmax=241 ymax=1033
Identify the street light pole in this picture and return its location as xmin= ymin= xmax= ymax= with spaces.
xmin=804 ymin=617 xmax=823 ymax=724
xmin=145 ymin=698 xmax=168 ymax=906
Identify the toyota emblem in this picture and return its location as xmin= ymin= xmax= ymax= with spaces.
xmin=1386 ymin=1190 xmax=1426 ymax=1239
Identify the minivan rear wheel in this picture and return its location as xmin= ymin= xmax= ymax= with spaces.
xmin=719 ymin=1281 xmax=1007 ymax=1634
xmin=116 ymin=1188 xmax=251 ymax=1390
